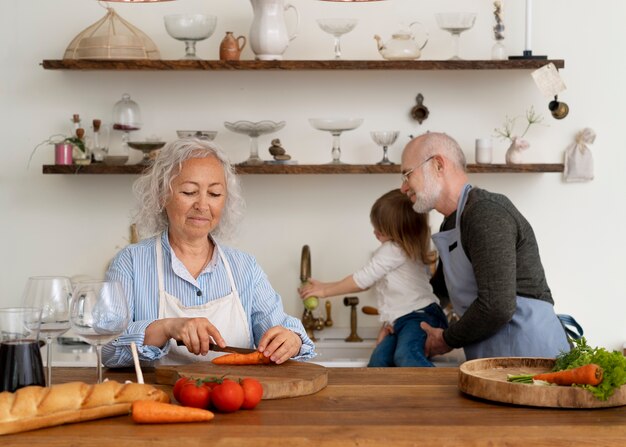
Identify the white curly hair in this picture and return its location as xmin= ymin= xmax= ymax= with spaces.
xmin=132 ymin=138 xmax=245 ymax=241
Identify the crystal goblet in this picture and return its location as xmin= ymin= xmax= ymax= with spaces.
xmin=370 ymin=131 xmax=400 ymax=165
xmin=309 ymin=118 xmax=363 ymax=164
xmin=164 ymin=14 xmax=217 ymax=60
xmin=435 ymin=12 xmax=476 ymax=60
xmin=316 ymin=18 xmax=358 ymax=60
xmin=70 ymin=280 xmax=130 ymax=383
xmin=21 ymin=276 xmax=72 ymax=386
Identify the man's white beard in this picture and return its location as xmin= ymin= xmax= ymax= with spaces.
xmin=412 ymin=168 xmax=442 ymax=214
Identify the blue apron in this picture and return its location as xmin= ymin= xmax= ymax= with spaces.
xmin=431 ymin=184 xmax=569 ymax=360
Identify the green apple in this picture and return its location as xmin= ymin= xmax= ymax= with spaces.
xmin=303 ymin=296 xmax=319 ymax=311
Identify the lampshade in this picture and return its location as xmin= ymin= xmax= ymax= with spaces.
xmin=103 ymin=0 xmax=174 ymax=2
xmin=318 ymin=0 xmax=386 ymax=2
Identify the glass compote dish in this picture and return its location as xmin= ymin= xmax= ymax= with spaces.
xmin=22 ymin=276 xmax=72 ymax=387
xmin=370 ymin=131 xmax=399 ymax=165
xmin=164 ymin=14 xmax=217 ymax=60
xmin=70 ymin=280 xmax=130 ymax=383
xmin=316 ymin=18 xmax=358 ymax=60
xmin=112 ymin=93 xmax=142 ymax=158
xmin=224 ymin=120 xmax=286 ymax=165
xmin=309 ymin=118 xmax=363 ymax=164
xmin=435 ymin=12 xmax=476 ymax=60
xmin=127 ymin=141 xmax=166 ymax=165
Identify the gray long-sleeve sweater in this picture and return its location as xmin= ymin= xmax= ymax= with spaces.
xmin=430 ymin=187 xmax=554 ymax=348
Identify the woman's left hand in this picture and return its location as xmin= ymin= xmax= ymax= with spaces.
xmin=257 ymin=326 xmax=303 ymax=364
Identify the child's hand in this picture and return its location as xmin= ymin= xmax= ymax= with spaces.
xmin=298 ymin=278 xmax=325 ymax=299
xmin=376 ymin=323 xmax=393 ymax=345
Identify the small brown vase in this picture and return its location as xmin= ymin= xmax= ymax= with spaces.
xmin=219 ymin=32 xmax=247 ymax=61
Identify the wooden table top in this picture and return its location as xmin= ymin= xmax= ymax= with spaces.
xmin=3 ymin=366 xmax=626 ymax=446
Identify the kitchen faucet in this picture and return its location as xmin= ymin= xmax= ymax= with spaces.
xmin=300 ymin=245 xmax=328 ymax=341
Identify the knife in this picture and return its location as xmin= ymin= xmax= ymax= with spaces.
xmin=175 ymin=340 xmax=257 ymax=354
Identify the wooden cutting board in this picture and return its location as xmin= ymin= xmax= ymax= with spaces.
xmin=458 ymin=357 xmax=626 ymax=408
xmin=155 ymin=360 xmax=327 ymax=400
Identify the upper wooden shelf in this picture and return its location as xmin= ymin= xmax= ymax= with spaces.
xmin=41 ymin=59 xmax=565 ymax=71
xmin=42 ymin=163 xmax=564 ymax=175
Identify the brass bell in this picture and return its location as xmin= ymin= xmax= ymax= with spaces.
xmin=549 ymin=96 xmax=569 ymax=120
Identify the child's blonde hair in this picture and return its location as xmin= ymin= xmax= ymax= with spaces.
xmin=370 ymin=189 xmax=436 ymax=265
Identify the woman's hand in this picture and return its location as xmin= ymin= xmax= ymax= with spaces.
xmin=257 ymin=326 xmax=303 ymax=364
xmin=145 ymin=317 xmax=226 ymax=355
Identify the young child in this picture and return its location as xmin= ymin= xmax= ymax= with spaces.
xmin=299 ymin=189 xmax=448 ymax=367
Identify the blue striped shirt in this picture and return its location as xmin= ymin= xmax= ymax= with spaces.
xmin=102 ymin=231 xmax=314 ymax=367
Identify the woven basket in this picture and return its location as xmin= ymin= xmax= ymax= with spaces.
xmin=64 ymin=7 xmax=160 ymax=60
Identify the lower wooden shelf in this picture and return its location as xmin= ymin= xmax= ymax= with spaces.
xmin=42 ymin=163 xmax=564 ymax=175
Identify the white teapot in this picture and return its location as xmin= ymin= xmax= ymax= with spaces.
xmin=374 ymin=22 xmax=428 ymax=61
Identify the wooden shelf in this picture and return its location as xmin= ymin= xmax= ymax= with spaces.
xmin=41 ymin=59 xmax=565 ymax=71
xmin=42 ymin=163 xmax=564 ymax=175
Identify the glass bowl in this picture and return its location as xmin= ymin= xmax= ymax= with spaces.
xmin=224 ymin=120 xmax=286 ymax=137
xmin=316 ymin=18 xmax=358 ymax=37
xmin=309 ymin=118 xmax=363 ymax=132
xmin=176 ymin=130 xmax=218 ymax=140
xmin=164 ymin=14 xmax=217 ymax=41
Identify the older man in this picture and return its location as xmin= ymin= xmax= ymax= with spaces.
xmin=400 ymin=132 xmax=569 ymax=360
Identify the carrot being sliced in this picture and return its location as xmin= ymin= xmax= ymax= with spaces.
xmin=211 ymin=351 xmax=272 ymax=365
xmin=131 ymin=400 xmax=214 ymax=424
xmin=532 ymin=364 xmax=603 ymax=386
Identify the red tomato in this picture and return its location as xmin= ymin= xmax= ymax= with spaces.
xmin=240 ymin=378 xmax=263 ymax=410
xmin=211 ymin=380 xmax=244 ymax=413
xmin=178 ymin=382 xmax=212 ymax=409
xmin=173 ymin=377 xmax=192 ymax=402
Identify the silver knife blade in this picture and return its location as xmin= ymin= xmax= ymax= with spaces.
xmin=175 ymin=340 xmax=257 ymax=354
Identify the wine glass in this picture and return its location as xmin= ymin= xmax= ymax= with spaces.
xmin=435 ymin=12 xmax=476 ymax=60
xmin=224 ymin=120 xmax=286 ymax=165
xmin=70 ymin=281 xmax=130 ymax=383
xmin=164 ymin=14 xmax=217 ymax=60
xmin=316 ymin=18 xmax=358 ymax=60
xmin=370 ymin=131 xmax=399 ymax=165
xmin=309 ymin=118 xmax=363 ymax=164
xmin=21 ymin=276 xmax=72 ymax=386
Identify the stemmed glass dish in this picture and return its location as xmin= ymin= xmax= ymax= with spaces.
xmin=309 ymin=118 xmax=363 ymax=164
xmin=128 ymin=141 xmax=166 ymax=165
xmin=224 ymin=120 xmax=286 ymax=165
xmin=176 ymin=130 xmax=218 ymax=141
xmin=370 ymin=131 xmax=399 ymax=165
xmin=70 ymin=280 xmax=130 ymax=383
xmin=316 ymin=18 xmax=358 ymax=60
xmin=21 ymin=277 xmax=72 ymax=386
xmin=435 ymin=12 xmax=476 ymax=60
xmin=164 ymin=14 xmax=217 ymax=60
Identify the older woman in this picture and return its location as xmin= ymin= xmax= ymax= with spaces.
xmin=102 ymin=139 xmax=314 ymax=367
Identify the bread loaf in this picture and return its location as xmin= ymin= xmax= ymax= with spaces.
xmin=0 ymin=380 xmax=169 ymax=435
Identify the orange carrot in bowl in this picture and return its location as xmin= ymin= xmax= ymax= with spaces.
xmin=532 ymin=364 xmax=603 ymax=386
xmin=211 ymin=351 xmax=272 ymax=365
xmin=131 ymin=400 xmax=214 ymax=424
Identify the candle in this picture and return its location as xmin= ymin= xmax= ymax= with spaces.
xmin=525 ymin=0 xmax=532 ymax=51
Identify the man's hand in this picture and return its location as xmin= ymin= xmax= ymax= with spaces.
xmin=420 ymin=322 xmax=452 ymax=357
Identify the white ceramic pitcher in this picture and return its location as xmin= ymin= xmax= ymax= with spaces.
xmin=249 ymin=0 xmax=299 ymax=60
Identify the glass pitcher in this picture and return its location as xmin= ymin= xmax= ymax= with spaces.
xmin=0 ymin=307 xmax=45 ymax=391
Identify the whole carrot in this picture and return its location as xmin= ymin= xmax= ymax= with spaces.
xmin=212 ymin=351 xmax=272 ymax=365
xmin=131 ymin=400 xmax=214 ymax=424
xmin=532 ymin=364 xmax=603 ymax=386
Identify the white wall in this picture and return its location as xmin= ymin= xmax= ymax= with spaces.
xmin=2 ymin=0 xmax=625 ymax=350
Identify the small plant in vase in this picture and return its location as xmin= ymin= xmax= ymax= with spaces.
xmin=494 ymin=106 xmax=544 ymax=164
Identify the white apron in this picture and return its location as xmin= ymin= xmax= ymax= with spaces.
xmin=432 ymin=184 xmax=569 ymax=360
xmin=155 ymin=236 xmax=252 ymax=365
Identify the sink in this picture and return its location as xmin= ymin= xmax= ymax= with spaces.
xmin=307 ymin=327 xmax=465 ymax=367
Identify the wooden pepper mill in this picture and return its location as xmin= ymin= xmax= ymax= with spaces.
xmin=219 ymin=32 xmax=247 ymax=61
xmin=343 ymin=296 xmax=363 ymax=342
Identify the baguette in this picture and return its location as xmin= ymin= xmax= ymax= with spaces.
xmin=0 ymin=380 xmax=169 ymax=435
